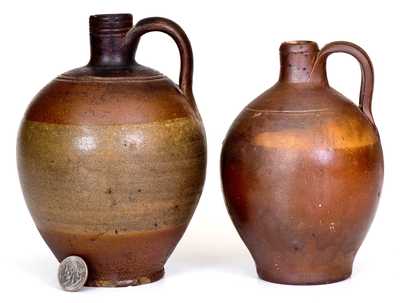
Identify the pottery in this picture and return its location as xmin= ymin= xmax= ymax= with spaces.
xmin=17 ymin=14 xmax=206 ymax=287
xmin=221 ymin=41 xmax=383 ymax=285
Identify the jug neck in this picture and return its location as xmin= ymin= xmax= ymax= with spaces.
xmin=88 ymin=14 xmax=133 ymax=67
xmin=278 ymin=41 xmax=327 ymax=84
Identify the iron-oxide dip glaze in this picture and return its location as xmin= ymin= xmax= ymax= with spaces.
xmin=17 ymin=14 xmax=206 ymax=287
xmin=221 ymin=40 xmax=383 ymax=285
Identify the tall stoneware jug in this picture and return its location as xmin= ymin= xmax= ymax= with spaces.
xmin=17 ymin=14 xmax=206 ymax=287
xmin=221 ymin=41 xmax=383 ymax=285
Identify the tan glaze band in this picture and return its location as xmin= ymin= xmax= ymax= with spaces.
xmin=252 ymin=112 xmax=378 ymax=150
xmin=18 ymin=117 xmax=206 ymax=235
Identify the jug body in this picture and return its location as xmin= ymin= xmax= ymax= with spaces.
xmin=221 ymin=41 xmax=383 ymax=285
xmin=17 ymin=14 xmax=206 ymax=287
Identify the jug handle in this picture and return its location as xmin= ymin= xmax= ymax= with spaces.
xmin=125 ymin=17 xmax=199 ymax=116
xmin=311 ymin=41 xmax=375 ymax=125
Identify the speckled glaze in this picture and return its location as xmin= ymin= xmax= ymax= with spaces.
xmin=221 ymin=41 xmax=383 ymax=285
xmin=17 ymin=14 xmax=206 ymax=287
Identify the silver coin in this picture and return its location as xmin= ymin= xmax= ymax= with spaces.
xmin=58 ymin=256 xmax=88 ymax=292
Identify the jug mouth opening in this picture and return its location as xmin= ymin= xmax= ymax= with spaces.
xmin=280 ymin=40 xmax=319 ymax=54
xmin=90 ymin=14 xmax=133 ymax=35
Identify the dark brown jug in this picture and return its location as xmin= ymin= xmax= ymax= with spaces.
xmin=17 ymin=14 xmax=206 ymax=287
xmin=221 ymin=41 xmax=383 ymax=285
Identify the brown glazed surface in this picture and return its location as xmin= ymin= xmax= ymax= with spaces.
xmin=17 ymin=14 xmax=206 ymax=287
xmin=221 ymin=41 xmax=383 ymax=285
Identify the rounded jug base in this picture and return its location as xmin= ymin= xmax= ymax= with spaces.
xmin=257 ymin=266 xmax=352 ymax=285
xmin=86 ymin=268 xmax=165 ymax=287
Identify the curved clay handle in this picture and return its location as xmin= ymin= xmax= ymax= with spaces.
xmin=125 ymin=17 xmax=198 ymax=114
xmin=311 ymin=41 xmax=375 ymax=124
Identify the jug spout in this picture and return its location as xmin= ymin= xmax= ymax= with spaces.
xmin=88 ymin=14 xmax=133 ymax=67
xmin=279 ymin=40 xmax=324 ymax=84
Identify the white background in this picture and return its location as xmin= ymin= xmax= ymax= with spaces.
xmin=1 ymin=0 xmax=398 ymax=301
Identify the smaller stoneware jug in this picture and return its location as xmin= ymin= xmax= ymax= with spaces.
xmin=17 ymin=14 xmax=206 ymax=287
xmin=221 ymin=40 xmax=383 ymax=285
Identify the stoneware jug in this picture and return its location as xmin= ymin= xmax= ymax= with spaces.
xmin=17 ymin=14 xmax=206 ymax=287
xmin=221 ymin=40 xmax=383 ymax=285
